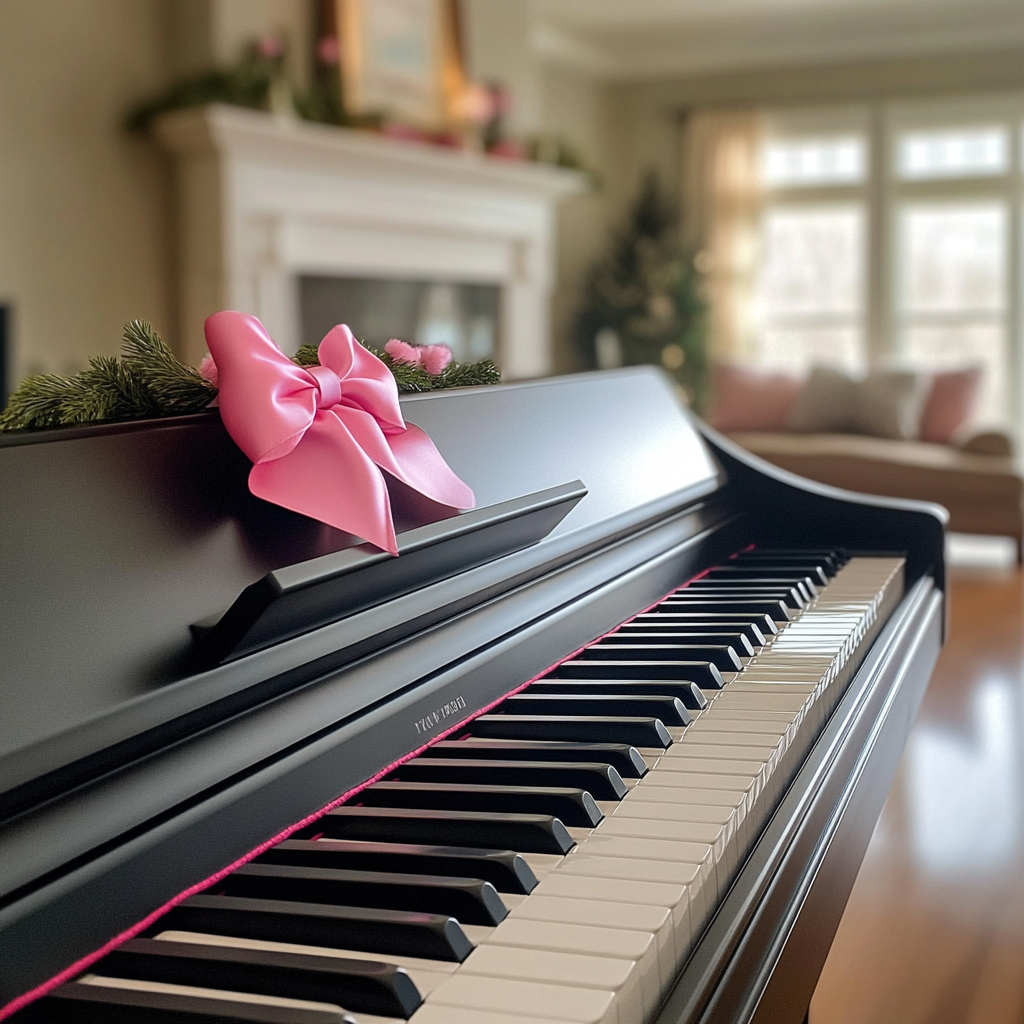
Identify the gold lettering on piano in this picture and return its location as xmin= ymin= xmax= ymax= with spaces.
xmin=413 ymin=695 xmax=468 ymax=736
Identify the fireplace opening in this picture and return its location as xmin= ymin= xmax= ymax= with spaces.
xmin=300 ymin=276 xmax=499 ymax=364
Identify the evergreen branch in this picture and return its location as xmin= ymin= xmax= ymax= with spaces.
xmin=0 ymin=373 xmax=84 ymax=430
xmin=292 ymin=344 xmax=321 ymax=367
xmin=121 ymin=320 xmax=217 ymax=414
xmin=436 ymin=359 xmax=501 ymax=390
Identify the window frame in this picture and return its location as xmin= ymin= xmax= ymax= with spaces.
xmin=882 ymin=95 xmax=1024 ymax=422
xmin=755 ymin=107 xmax=871 ymax=374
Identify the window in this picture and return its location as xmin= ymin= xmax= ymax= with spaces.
xmin=763 ymin=136 xmax=866 ymax=187
xmin=756 ymin=206 xmax=864 ymax=371
xmin=897 ymin=203 xmax=1009 ymax=417
xmin=742 ymin=95 xmax=1024 ymax=424
xmin=897 ymin=126 xmax=1009 ymax=180
xmin=753 ymin=114 xmax=868 ymax=373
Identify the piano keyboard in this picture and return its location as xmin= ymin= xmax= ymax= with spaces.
xmin=20 ymin=551 xmax=905 ymax=1024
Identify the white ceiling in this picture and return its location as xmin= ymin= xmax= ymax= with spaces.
xmin=530 ymin=0 xmax=1024 ymax=79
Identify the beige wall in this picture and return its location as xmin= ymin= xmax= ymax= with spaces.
xmin=539 ymin=64 xmax=614 ymax=372
xmin=0 ymin=0 xmax=176 ymax=379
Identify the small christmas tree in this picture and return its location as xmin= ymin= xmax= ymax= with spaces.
xmin=573 ymin=172 xmax=708 ymax=410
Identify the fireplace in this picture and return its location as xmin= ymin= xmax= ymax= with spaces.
xmin=156 ymin=105 xmax=584 ymax=376
xmin=300 ymin=276 xmax=499 ymax=360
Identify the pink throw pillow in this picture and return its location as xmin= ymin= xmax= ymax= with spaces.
xmin=705 ymin=363 xmax=802 ymax=432
xmin=919 ymin=368 xmax=981 ymax=443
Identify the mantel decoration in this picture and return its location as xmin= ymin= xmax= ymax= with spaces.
xmin=125 ymin=22 xmax=594 ymax=179
xmin=1 ymin=315 xmax=498 ymax=554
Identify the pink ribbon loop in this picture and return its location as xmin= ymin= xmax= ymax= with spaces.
xmin=204 ymin=312 xmax=476 ymax=555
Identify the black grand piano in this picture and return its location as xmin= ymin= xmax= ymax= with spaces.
xmin=0 ymin=368 xmax=945 ymax=1024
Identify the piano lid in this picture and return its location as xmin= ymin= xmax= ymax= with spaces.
xmin=0 ymin=368 xmax=720 ymax=805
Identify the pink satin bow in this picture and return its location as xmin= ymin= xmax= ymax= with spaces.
xmin=205 ymin=311 xmax=475 ymax=555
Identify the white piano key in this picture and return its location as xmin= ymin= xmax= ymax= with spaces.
xmin=686 ymin=718 xmax=792 ymax=737
xmin=481 ymin=917 xmax=661 ymax=1001
xmin=628 ymin=783 xmax=756 ymax=847
xmin=620 ymin=782 xmax=749 ymax=807
xmin=532 ymin=873 xmax=692 ymax=952
xmin=410 ymin=1008 xmax=577 ymax=1024
xmin=639 ymin=758 xmax=765 ymax=805
xmin=461 ymin=924 xmax=497 ymax=945
xmin=565 ymin=833 xmax=717 ymax=912
xmin=520 ymin=853 xmax=564 ymax=879
xmin=707 ymin=710 xmax=809 ymax=746
xmin=611 ymin=798 xmax=747 ymax=856
xmin=507 ymin=894 xmax=675 ymax=987
xmin=567 ymin=827 xmax=595 ymax=843
xmin=460 ymin=945 xmax=645 ymax=1023
xmin=555 ymin=852 xmax=706 ymax=930
xmin=659 ymin=743 xmax=778 ymax=774
xmin=423 ymin=974 xmax=619 ymax=1024
xmin=594 ymin=815 xmax=734 ymax=879
xmin=712 ymin=694 xmax=811 ymax=714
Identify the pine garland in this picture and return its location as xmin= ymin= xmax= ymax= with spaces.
xmin=289 ymin=342 xmax=500 ymax=393
xmin=0 ymin=322 xmax=500 ymax=433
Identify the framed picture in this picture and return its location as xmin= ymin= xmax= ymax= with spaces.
xmin=337 ymin=0 xmax=463 ymax=129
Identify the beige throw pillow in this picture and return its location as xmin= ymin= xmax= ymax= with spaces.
xmin=787 ymin=367 xmax=929 ymax=440
xmin=856 ymin=370 xmax=930 ymax=439
xmin=787 ymin=367 xmax=859 ymax=434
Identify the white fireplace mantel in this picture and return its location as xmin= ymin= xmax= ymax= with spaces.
xmin=155 ymin=104 xmax=587 ymax=376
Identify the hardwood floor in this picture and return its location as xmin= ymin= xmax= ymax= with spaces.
xmin=812 ymin=550 xmax=1024 ymax=1024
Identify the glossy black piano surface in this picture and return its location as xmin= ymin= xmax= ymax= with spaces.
xmin=0 ymin=368 xmax=946 ymax=1023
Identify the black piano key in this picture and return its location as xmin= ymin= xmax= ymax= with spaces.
xmin=671 ymin=581 xmax=806 ymax=602
xmin=705 ymin=565 xmax=829 ymax=586
xmin=158 ymin=894 xmax=473 ymax=962
xmin=312 ymin=806 xmax=575 ymax=855
xmin=732 ymin=551 xmax=843 ymax=576
xmin=670 ymin=585 xmax=806 ymax=609
xmin=635 ymin=610 xmax=779 ymax=635
xmin=423 ymin=739 xmax=650 ymax=778
xmin=552 ymin=659 xmax=725 ymax=689
xmin=93 ymin=937 xmax=422 ymax=1019
xmin=601 ymin=631 xmax=756 ymax=657
xmin=392 ymin=757 xmax=627 ymax=799
xmin=498 ymin=691 xmax=691 ymax=727
xmin=360 ymin=781 xmax=604 ymax=827
xmin=621 ymin=617 xmax=769 ymax=644
xmin=579 ymin=643 xmax=743 ymax=671
xmin=18 ymin=982 xmax=355 ymax=1024
xmin=528 ymin=679 xmax=708 ymax=711
xmin=469 ymin=714 xmax=673 ymax=748
xmin=222 ymin=864 xmax=506 ymax=926
xmin=687 ymin=572 xmax=818 ymax=591
xmin=652 ymin=599 xmax=792 ymax=622
xmin=259 ymin=839 xmax=538 ymax=894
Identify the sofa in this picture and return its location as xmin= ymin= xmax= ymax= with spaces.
xmin=706 ymin=363 xmax=1024 ymax=560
